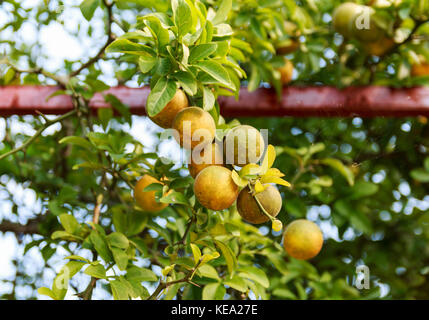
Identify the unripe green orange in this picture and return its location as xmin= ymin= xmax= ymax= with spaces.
xmin=224 ymin=125 xmax=265 ymax=167
xmin=332 ymin=2 xmax=363 ymax=38
xmin=188 ymin=143 xmax=224 ymax=179
xmin=173 ymin=107 xmax=216 ymax=150
xmin=237 ymin=185 xmax=282 ymax=224
xmin=134 ymin=174 xmax=169 ymax=213
xmin=147 ymin=89 xmax=188 ymax=129
xmin=193 ymin=166 xmax=239 ymax=211
xmin=283 ymin=219 xmax=323 ymax=260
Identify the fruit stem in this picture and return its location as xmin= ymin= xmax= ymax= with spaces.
xmin=248 ymin=183 xmax=276 ymax=223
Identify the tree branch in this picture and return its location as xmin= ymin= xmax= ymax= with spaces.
xmin=70 ymin=0 xmax=115 ymax=77
xmin=0 ymin=218 xmax=41 ymax=235
xmin=0 ymin=109 xmax=77 ymax=161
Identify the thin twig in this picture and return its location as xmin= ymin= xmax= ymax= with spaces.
xmin=0 ymin=110 xmax=77 ymax=161
xmin=70 ymin=0 xmax=115 ymax=77
xmin=148 ymin=260 xmax=202 ymax=300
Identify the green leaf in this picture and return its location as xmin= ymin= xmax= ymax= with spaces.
xmin=107 ymin=232 xmax=129 ymax=249
xmin=214 ymin=240 xmax=237 ymax=274
xmin=38 ymin=287 xmax=57 ymax=300
xmin=110 ymin=279 xmax=129 ymax=300
xmin=211 ymin=0 xmax=232 ymax=25
xmin=146 ymin=77 xmax=177 ymax=117
xmin=424 ymin=157 xmax=429 ymax=172
xmin=59 ymin=214 xmax=80 ymax=234
xmin=97 ymin=108 xmax=113 ymax=130
xmin=189 ymin=43 xmax=217 ymax=63
xmin=190 ymin=243 xmax=202 ymax=265
xmin=197 ymin=264 xmax=220 ymax=280
xmin=347 ymin=181 xmax=379 ymax=199
xmin=172 ymin=0 xmax=193 ymax=37
xmin=105 ymin=39 xmax=155 ymax=55
xmin=160 ymin=191 xmax=189 ymax=206
xmin=139 ymin=55 xmax=157 ymax=73
xmin=59 ymin=136 xmax=93 ymax=150
xmin=319 ymin=158 xmax=354 ymax=186
xmin=104 ymin=94 xmax=132 ymax=124
xmin=224 ymin=275 xmax=248 ymax=292
xmin=174 ymin=71 xmax=197 ymax=96
xmin=51 ymin=231 xmax=83 ymax=242
xmin=202 ymin=86 xmax=215 ymax=111
xmin=79 ymin=0 xmax=100 ymax=21
xmin=195 ymin=60 xmax=233 ymax=88
xmin=111 ymin=247 xmax=129 ymax=271
xmin=411 ymin=168 xmax=429 ymax=183
xmin=238 ymin=266 xmax=269 ymax=288
xmin=202 ymin=283 xmax=225 ymax=300
xmin=125 ymin=266 xmax=158 ymax=282
xmin=144 ymin=16 xmax=170 ymax=50
xmin=64 ymin=255 xmax=90 ymax=263
xmin=89 ymin=230 xmax=113 ymax=262
xmin=84 ymin=263 xmax=106 ymax=279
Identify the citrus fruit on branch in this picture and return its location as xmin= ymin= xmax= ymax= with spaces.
xmin=276 ymin=58 xmax=294 ymax=85
xmin=411 ymin=62 xmax=429 ymax=77
xmin=173 ymin=107 xmax=216 ymax=150
xmin=237 ymin=185 xmax=282 ymax=224
xmin=193 ymin=166 xmax=239 ymax=211
xmin=134 ymin=174 xmax=169 ymax=213
xmin=147 ymin=89 xmax=189 ymax=129
xmin=333 ymin=2 xmax=383 ymax=41
xmin=189 ymin=142 xmax=224 ymax=179
xmin=283 ymin=219 xmax=323 ymax=260
xmin=224 ymin=125 xmax=265 ymax=167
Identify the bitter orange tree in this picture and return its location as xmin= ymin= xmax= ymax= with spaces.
xmin=0 ymin=0 xmax=428 ymax=300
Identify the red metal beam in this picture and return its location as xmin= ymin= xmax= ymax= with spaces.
xmin=0 ymin=85 xmax=429 ymax=117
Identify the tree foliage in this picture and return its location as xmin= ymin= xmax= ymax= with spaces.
xmin=0 ymin=0 xmax=428 ymax=300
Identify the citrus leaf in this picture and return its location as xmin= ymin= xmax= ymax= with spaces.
xmin=146 ymin=78 xmax=177 ymax=117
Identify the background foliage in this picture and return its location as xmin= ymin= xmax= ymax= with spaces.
xmin=0 ymin=0 xmax=428 ymax=300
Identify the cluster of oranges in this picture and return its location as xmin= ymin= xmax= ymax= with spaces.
xmin=132 ymin=88 xmax=323 ymax=260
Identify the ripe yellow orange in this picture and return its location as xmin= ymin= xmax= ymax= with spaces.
xmin=224 ymin=125 xmax=265 ymax=167
xmin=237 ymin=185 xmax=282 ymax=224
xmin=411 ymin=63 xmax=429 ymax=77
xmin=172 ymin=107 xmax=216 ymax=150
xmin=147 ymin=89 xmax=188 ymax=129
xmin=134 ymin=174 xmax=169 ymax=213
xmin=188 ymin=143 xmax=224 ymax=179
xmin=277 ymin=59 xmax=294 ymax=85
xmin=193 ymin=166 xmax=239 ymax=211
xmin=283 ymin=219 xmax=323 ymax=260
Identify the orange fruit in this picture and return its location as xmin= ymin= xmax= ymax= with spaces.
xmin=277 ymin=58 xmax=294 ymax=85
xmin=237 ymin=185 xmax=282 ymax=224
xmin=193 ymin=166 xmax=239 ymax=211
xmin=224 ymin=125 xmax=265 ymax=167
xmin=188 ymin=143 xmax=224 ymax=179
xmin=134 ymin=174 xmax=169 ymax=213
xmin=283 ymin=219 xmax=323 ymax=260
xmin=411 ymin=63 xmax=429 ymax=77
xmin=364 ymin=36 xmax=395 ymax=56
xmin=172 ymin=107 xmax=216 ymax=150
xmin=147 ymin=89 xmax=188 ymax=129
